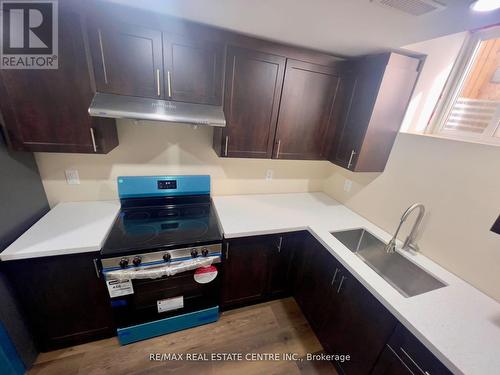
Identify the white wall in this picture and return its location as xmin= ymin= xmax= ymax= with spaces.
xmin=35 ymin=120 xmax=331 ymax=207
xmin=323 ymin=32 xmax=500 ymax=302
xmin=400 ymin=32 xmax=467 ymax=133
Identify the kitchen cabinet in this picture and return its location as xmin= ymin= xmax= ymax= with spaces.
xmin=293 ymin=234 xmax=339 ymax=331
xmin=274 ymin=60 xmax=341 ymax=160
xmin=221 ymin=236 xmax=273 ymax=307
xmin=89 ymin=19 xmax=224 ymax=105
xmin=320 ymin=265 xmax=397 ymax=375
xmin=163 ymin=35 xmax=224 ymax=105
xmin=267 ymin=234 xmax=297 ymax=297
xmin=372 ymin=324 xmax=453 ymax=375
xmin=329 ymin=52 xmax=423 ymax=172
xmin=3 ymin=252 xmax=114 ymax=351
xmin=221 ymin=233 xmax=296 ymax=307
xmin=214 ymin=46 xmax=286 ymax=158
xmin=90 ymin=22 xmax=164 ymax=99
xmin=291 ymin=232 xmax=397 ymax=374
xmin=0 ymin=5 xmax=118 ymax=154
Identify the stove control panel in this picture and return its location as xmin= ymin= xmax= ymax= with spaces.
xmin=101 ymin=243 xmax=222 ymax=270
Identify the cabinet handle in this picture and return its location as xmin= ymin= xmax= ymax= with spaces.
xmin=93 ymin=258 xmax=100 ymax=279
xmin=276 ymin=139 xmax=281 ymax=158
xmin=387 ymin=345 xmax=417 ymax=375
xmin=336 ymin=275 xmax=346 ymax=293
xmin=400 ymin=347 xmax=428 ymax=375
xmin=347 ymin=150 xmax=356 ymax=169
xmin=225 ymin=242 xmax=229 ymax=260
xmin=167 ymin=70 xmax=172 ymax=98
xmin=331 ymin=268 xmax=340 ymax=285
xmin=97 ymin=29 xmax=108 ymax=84
xmin=90 ymin=128 xmax=97 ymax=152
xmin=224 ymin=136 xmax=229 ymax=156
xmin=277 ymin=236 xmax=283 ymax=253
xmin=156 ymin=69 xmax=161 ymax=97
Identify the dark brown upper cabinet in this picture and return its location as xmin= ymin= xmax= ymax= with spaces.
xmin=0 ymin=5 xmax=118 ymax=154
xmin=163 ymin=35 xmax=224 ymax=105
xmin=329 ymin=52 xmax=423 ymax=172
xmin=91 ymin=22 xmax=164 ymax=99
xmin=214 ymin=46 xmax=286 ymax=158
xmin=273 ymin=60 xmax=340 ymax=160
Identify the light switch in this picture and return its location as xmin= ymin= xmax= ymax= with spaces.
xmin=265 ymin=169 xmax=274 ymax=181
xmin=344 ymin=179 xmax=352 ymax=192
xmin=65 ymin=169 xmax=80 ymax=185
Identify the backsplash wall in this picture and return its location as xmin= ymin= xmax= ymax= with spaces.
xmin=35 ymin=120 xmax=331 ymax=207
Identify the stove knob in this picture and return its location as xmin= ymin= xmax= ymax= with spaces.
xmin=163 ymin=253 xmax=171 ymax=262
xmin=201 ymin=248 xmax=209 ymax=257
xmin=132 ymin=256 xmax=142 ymax=266
xmin=191 ymin=249 xmax=199 ymax=258
xmin=119 ymin=258 xmax=129 ymax=268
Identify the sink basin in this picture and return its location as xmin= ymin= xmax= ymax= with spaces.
xmin=331 ymin=228 xmax=446 ymax=298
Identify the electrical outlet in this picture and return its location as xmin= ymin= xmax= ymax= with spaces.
xmin=65 ymin=169 xmax=80 ymax=185
xmin=344 ymin=179 xmax=352 ymax=192
xmin=265 ymin=169 xmax=274 ymax=181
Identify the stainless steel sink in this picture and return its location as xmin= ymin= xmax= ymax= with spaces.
xmin=331 ymin=228 xmax=446 ymax=298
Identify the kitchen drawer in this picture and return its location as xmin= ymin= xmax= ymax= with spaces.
xmin=385 ymin=324 xmax=452 ymax=375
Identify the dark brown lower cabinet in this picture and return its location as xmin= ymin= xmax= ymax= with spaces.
xmin=221 ymin=233 xmax=298 ymax=308
xmin=2 ymin=252 xmax=114 ymax=351
xmin=222 ymin=231 xmax=452 ymax=375
xmin=318 ymin=268 xmax=397 ymax=375
xmin=293 ymin=234 xmax=339 ymax=331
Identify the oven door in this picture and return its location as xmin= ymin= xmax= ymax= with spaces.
xmin=104 ymin=260 xmax=221 ymax=344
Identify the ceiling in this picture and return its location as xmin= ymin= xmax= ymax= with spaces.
xmin=105 ymin=0 xmax=500 ymax=56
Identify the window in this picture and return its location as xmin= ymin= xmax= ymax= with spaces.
xmin=428 ymin=27 xmax=500 ymax=145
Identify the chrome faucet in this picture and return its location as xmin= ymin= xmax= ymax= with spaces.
xmin=385 ymin=203 xmax=426 ymax=253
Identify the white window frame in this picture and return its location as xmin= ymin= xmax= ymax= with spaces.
xmin=426 ymin=26 xmax=500 ymax=146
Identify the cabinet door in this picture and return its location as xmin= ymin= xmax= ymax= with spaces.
xmin=274 ymin=60 xmax=340 ymax=160
xmin=321 ymin=271 xmax=397 ymax=375
xmin=163 ymin=34 xmax=224 ymax=105
xmin=221 ymin=236 xmax=273 ymax=307
xmin=0 ymin=8 xmax=118 ymax=153
xmin=221 ymin=46 xmax=286 ymax=158
xmin=371 ymin=345 xmax=414 ymax=375
xmin=91 ymin=22 xmax=163 ymax=99
xmin=267 ymin=234 xmax=293 ymax=297
xmin=4 ymin=253 xmax=114 ymax=351
xmin=294 ymin=237 xmax=339 ymax=331
xmin=329 ymin=65 xmax=383 ymax=170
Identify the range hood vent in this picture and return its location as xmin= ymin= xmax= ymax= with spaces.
xmin=88 ymin=92 xmax=226 ymax=127
xmin=370 ymin=0 xmax=446 ymax=16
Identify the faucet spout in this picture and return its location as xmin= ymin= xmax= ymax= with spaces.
xmin=385 ymin=203 xmax=426 ymax=253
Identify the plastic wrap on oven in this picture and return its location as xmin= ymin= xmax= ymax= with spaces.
xmin=105 ymin=256 xmax=217 ymax=281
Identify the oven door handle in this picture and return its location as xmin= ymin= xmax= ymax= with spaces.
xmin=105 ymin=256 xmax=218 ymax=281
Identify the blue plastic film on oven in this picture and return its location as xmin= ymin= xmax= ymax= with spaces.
xmin=0 ymin=321 xmax=25 ymax=375
xmin=117 ymin=175 xmax=210 ymax=199
xmin=116 ymin=306 xmax=219 ymax=345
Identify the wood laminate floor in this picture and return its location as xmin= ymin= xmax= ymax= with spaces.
xmin=29 ymin=298 xmax=338 ymax=375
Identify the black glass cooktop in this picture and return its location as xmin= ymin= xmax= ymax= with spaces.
xmin=101 ymin=196 xmax=222 ymax=257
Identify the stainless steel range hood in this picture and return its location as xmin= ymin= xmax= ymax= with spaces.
xmin=88 ymin=92 xmax=226 ymax=127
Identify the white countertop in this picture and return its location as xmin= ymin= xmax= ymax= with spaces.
xmin=213 ymin=192 xmax=500 ymax=375
xmin=0 ymin=201 xmax=120 ymax=261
